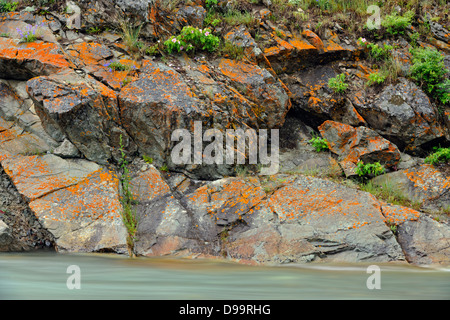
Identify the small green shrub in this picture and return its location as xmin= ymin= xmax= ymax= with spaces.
xmin=355 ymin=161 xmax=385 ymax=178
xmin=314 ymin=0 xmax=332 ymax=10
xmin=435 ymin=80 xmax=450 ymax=105
xmin=118 ymin=135 xmax=138 ymax=254
xmin=144 ymin=44 xmax=160 ymax=56
xmin=410 ymin=47 xmax=449 ymax=105
xmin=357 ymin=38 xmax=393 ymax=61
xmin=309 ymin=134 xmax=329 ymax=152
xmin=382 ymin=10 xmax=414 ymax=36
xmin=367 ymin=71 xmax=387 ymax=86
xmin=87 ymin=26 xmax=101 ymax=34
xmin=164 ymin=26 xmax=220 ymax=54
xmin=205 ymin=0 xmax=218 ymax=10
xmin=424 ymin=147 xmax=450 ymax=165
xmin=103 ymin=61 xmax=135 ymax=72
xmin=0 ymin=1 xmax=18 ymax=12
xmin=328 ymin=73 xmax=348 ymax=93
xmin=109 ymin=61 xmax=130 ymax=71
xmin=143 ymin=155 xmax=154 ymax=164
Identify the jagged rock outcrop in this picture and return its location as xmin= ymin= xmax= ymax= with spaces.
xmin=27 ymin=68 xmax=135 ymax=164
xmin=354 ymin=77 xmax=446 ymax=154
xmin=372 ymin=164 xmax=450 ymax=215
xmin=0 ymin=2 xmax=449 ymax=267
xmin=130 ymin=170 xmax=411 ymax=264
xmin=318 ymin=120 xmax=401 ymax=177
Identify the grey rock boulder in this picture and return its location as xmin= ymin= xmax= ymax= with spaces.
xmin=355 ymin=78 xmax=445 ymax=154
xmin=397 ymin=215 xmax=450 ymax=266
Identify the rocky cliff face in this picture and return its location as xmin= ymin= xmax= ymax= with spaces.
xmin=0 ymin=0 xmax=449 ymax=266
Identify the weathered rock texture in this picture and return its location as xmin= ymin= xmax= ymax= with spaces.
xmin=0 ymin=2 xmax=449 ymax=267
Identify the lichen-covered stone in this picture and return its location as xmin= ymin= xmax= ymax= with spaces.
xmin=283 ymin=64 xmax=367 ymax=127
xmin=319 ymin=120 xmax=401 ymax=176
xmin=356 ymin=78 xmax=445 ymax=154
xmin=372 ymin=164 xmax=450 ymax=215
xmin=0 ymin=38 xmax=69 ymax=80
xmin=27 ymin=69 xmax=134 ymax=164
xmin=28 ymin=168 xmax=128 ymax=253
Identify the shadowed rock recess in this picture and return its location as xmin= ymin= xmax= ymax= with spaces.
xmin=0 ymin=0 xmax=449 ymax=266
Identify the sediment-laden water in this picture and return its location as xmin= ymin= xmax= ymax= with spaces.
xmin=0 ymin=253 xmax=448 ymax=300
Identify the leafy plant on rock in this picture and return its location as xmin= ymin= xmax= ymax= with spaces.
xmin=409 ymin=47 xmax=450 ymax=105
xmin=355 ymin=161 xmax=385 ymax=179
xmin=358 ymin=38 xmax=393 ymax=61
xmin=367 ymin=71 xmax=387 ymax=86
xmin=381 ymin=10 xmax=414 ymax=36
xmin=118 ymin=135 xmax=138 ymax=256
xmin=205 ymin=0 xmax=218 ymax=11
xmin=16 ymin=24 xmax=42 ymax=43
xmin=164 ymin=26 xmax=220 ymax=54
xmin=328 ymin=73 xmax=348 ymax=94
xmin=309 ymin=134 xmax=329 ymax=152
xmin=424 ymin=147 xmax=450 ymax=165
xmin=0 ymin=1 xmax=18 ymax=12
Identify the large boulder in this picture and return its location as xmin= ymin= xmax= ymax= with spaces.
xmin=119 ymin=58 xmax=290 ymax=178
xmin=119 ymin=59 xmax=208 ymax=169
xmin=26 ymin=69 xmax=135 ymax=164
xmin=318 ymin=120 xmax=401 ymax=177
xmin=217 ymin=58 xmax=291 ymax=128
xmin=227 ymin=175 xmax=405 ymax=264
xmin=371 ymin=164 xmax=450 ymax=215
xmin=28 ymin=167 xmax=128 ymax=253
xmin=0 ymin=153 xmax=128 ymax=253
xmin=132 ymin=170 xmax=409 ymax=265
xmin=354 ymin=78 xmax=446 ymax=154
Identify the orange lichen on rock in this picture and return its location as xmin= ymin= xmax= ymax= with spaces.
xmin=404 ymin=164 xmax=450 ymax=192
xmin=382 ymin=204 xmax=421 ymax=225
xmin=30 ymin=168 xmax=122 ymax=223
xmin=301 ymin=29 xmax=324 ymax=52
xmin=0 ymin=38 xmax=69 ymax=76
xmin=130 ymin=166 xmax=171 ymax=202
xmin=1 ymin=154 xmax=101 ymax=201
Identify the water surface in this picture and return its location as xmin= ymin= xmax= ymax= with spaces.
xmin=0 ymin=252 xmax=448 ymax=300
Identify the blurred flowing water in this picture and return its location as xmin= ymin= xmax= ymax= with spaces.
xmin=0 ymin=252 xmax=449 ymax=300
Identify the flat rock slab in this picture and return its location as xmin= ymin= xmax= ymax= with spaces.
xmin=29 ymin=168 xmax=128 ymax=253
xmin=226 ymin=175 xmax=405 ymax=265
xmin=1 ymin=153 xmax=100 ymax=201
xmin=0 ymin=117 xmax=53 ymax=158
